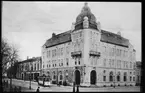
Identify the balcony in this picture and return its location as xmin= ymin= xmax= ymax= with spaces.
xmin=89 ymin=51 xmax=101 ymax=57
xmin=71 ymin=51 xmax=82 ymax=57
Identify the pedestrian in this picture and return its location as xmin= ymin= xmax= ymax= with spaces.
xmin=76 ymin=85 xmax=79 ymax=92
xmin=36 ymin=87 xmax=40 ymax=92
xmin=73 ymin=82 xmax=75 ymax=92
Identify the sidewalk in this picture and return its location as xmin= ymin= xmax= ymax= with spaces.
xmin=3 ymin=78 xmax=37 ymax=92
xmin=2 ymin=82 xmax=35 ymax=92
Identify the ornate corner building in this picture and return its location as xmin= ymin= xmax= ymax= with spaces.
xmin=41 ymin=3 xmax=136 ymax=87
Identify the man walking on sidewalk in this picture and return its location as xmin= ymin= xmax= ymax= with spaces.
xmin=36 ymin=87 xmax=40 ymax=92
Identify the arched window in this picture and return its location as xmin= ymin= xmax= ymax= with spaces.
xmin=130 ymin=76 xmax=132 ymax=81
xmin=124 ymin=72 xmax=127 ymax=81
xmin=60 ymin=75 xmax=63 ymax=80
xmin=53 ymin=75 xmax=56 ymax=79
xmin=117 ymin=72 xmax=120 ymax=81
xmin=53 ymin=71 xmax=56 ymax=79
xmin=47 ymin=71 xmax=50 ymax=76
xmin=109 ymin=71 xmax=113 ymax=82
xmin=133 ymin=77 xmax=135 ymax=81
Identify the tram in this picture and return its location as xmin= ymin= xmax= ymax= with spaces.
xmin=37 ymin=75 xmax=51 ymax=87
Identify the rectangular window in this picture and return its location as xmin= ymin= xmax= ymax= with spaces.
xmin=47 ymin=51 xmax=48 ymax=58
xmin=75 ymin=58 xmax=77 ymax=65
xmin=109 ymin=59 xmax=111 ymax=67
xmin=120 ymin=50 xmax=122 ymax=57
xmin=55 ymin=49 xmax=56 ymax=57
xmin=66 ymin=58 xmax=69 ymax=66
xmin=103 ymin=59 xmax=106 ymax=67
xmin=78 ymin=58 xmax=80 ymax=65
xmin=48 ymin=51 xmax=50 ymax=57
xmin=103 ymin=76 xmax=106 ymax=81
xmin=43 ymin=65 xmax=44 ymax=68
xmin=119 ymin=60 xmax=121 ymax=68
xmin=61 ymin=48 xmax=63 ymax=55
xmin=126 ymin=61 xmax=128 ymax=68
xmin=130 ymin=76 xmax=132 ymax=81
xmin=112 ymin=59 xmax=114 ymax=67
xmin=133 ymin=77 xmax=135 ymax=81
xmin=112 ymin=48 xmax=114 ymax=56
xmin=37 ymin=63 xmax=39 ymax=70
xmin=130 ymin=62 xmax=132 ymax=69
xmin=124 ymin=61 xmax=126 ymax=68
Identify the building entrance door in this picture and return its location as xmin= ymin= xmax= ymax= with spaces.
xmin=90 ymin=70 xmax=96 ymax=84
xmin=75 ymin=70 xmax=80 ymax=85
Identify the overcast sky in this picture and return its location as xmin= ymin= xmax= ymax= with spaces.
xmin=2 ymin=1 xmax=141 ymax=61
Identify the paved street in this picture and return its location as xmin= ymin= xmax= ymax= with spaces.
xmin=3 ymin=78 xmax=141 ymax=92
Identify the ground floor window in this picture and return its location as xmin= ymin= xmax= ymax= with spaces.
xmin=60 ymin=75 xmax=63 ymax=80
xmin=109 ymin=71 xmax=113 ymax=82
xmin=137 ymin=75 xmax=140 ymax=82
xmin=133 ymin=77 xmax=135 ymax=81
xmin=124 ymin=72 xmax=127 ymax=81
xmin=103 ymin=76 xmax=106 ymax=81
xmin=117 ymin=75 xmax=120 ymax=81
xmin=53 ymin=75 xmax=56 ymax=79
xmin=130 ymin=76 xmax=132 ymax=81
xmin=117 ymin=72 xmax=120 ymax=81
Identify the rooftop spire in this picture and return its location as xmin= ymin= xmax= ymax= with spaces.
xmin=81 ymin=2 xmax=91 ymax=13
xmin=84 ymin=2 xmax=88 ymax=6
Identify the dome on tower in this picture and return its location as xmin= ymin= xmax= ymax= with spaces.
xmin=74 ymin=2 xmax=98 ymax=30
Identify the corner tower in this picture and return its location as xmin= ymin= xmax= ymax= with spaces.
xmin=71 ymin=3 xmax=101 ymax=86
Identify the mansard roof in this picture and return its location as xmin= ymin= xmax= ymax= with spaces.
xmin=101 ymin=30 xmax=129 ymax=47
xmin=45 ymin=30 xmax=71 ymax=48
xmin=44 ymin=29 xmax=129 ymax=48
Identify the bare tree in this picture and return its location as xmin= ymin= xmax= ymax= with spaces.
xmin=1 ymin=38 xmax=19 ymax=76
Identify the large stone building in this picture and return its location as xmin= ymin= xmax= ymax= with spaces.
xmin=16 ymin=57 xmax=42 ymax=81
xmin=41 ymin=3 xmax=136 ymax=86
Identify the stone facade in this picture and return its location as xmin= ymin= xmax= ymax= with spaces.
xmin=16 ymin=57 xmax=42 ymax=81
xmin=41 ymin=3 xmax=136 ymax=87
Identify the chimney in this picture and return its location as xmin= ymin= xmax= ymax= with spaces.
xmin=52 ymin=33 xmax=56 ymax=38
xmin=27 ymin=56 xmax=29 ymax=60
xmin=71 ymin=22 xmax=75 ymax=31
xmin=117 ymin=31 xmax=121 ymax=36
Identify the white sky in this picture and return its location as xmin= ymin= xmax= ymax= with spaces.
xmin=2 ymin=1 xmax=141 ymax=61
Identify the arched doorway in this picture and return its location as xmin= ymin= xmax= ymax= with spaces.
xmin=75 ymin=70 xmax=80 ymax=85
xmin=90 ymin=70 xmax=96 ymax=84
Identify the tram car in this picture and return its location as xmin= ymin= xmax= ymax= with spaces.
xmin=37 ymin=75 xmax=51 ymax=87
